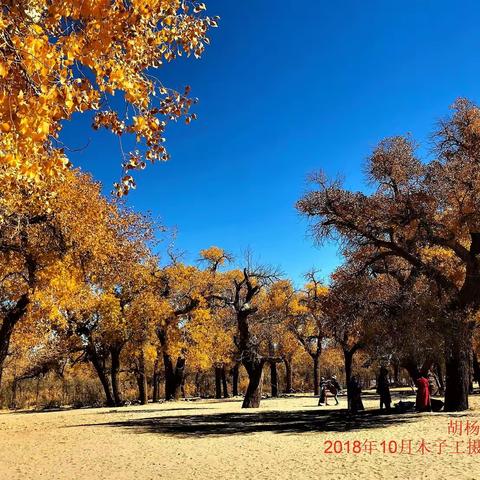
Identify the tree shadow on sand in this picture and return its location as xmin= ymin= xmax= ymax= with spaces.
xmin=75 ymin=408 xmax=421 ymax=438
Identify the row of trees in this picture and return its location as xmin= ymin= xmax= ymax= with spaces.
xmin=2 ymin=163 xmax=479 ymax=411
xmin=2 ymin=2 xmax=480 ymax=413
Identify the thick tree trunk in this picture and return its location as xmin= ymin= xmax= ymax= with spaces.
xmin=242 ymin=361 xmax=264 ymax=408
xmin=312 ymin=354 xmax=320 ymax=396
xmin=443 ymin=232 xmax=480 ymax=411
xmin=214 ymin=366 xmax=222 ymax=399
xmin=444 ymin=326 xmax=470 ymax=411
xmin=270 ymin=360 xmax=278 ymax=397
xmin=232 ymin=363 xmax=239 ymax=396
xmin=0 ymin=295 xmax=29 ymax=390
xmin=221 ymin=366 xmax=229 ymax=398
xmin=283 ymin=357 xmax=293 ymax=393
xmin=88 ymin=346 xmax=115 ymax=407
xmin=110 ymin=346 xmax=122 ymax=406
xmin=164 ymin=353 xmax=185 ymax=401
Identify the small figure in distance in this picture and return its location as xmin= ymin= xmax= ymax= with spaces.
xmin=376 ymin=366 xmax=391 ymax=412
xmin=415 ymin=374 xmax=432 ymax=412
xmin=348 ymin=375 xmax=364 ymax=413
xmin=329 ymin=375 xmax=341 ymax=406
xmin=318 ymin=377 xmax=327 ymax=406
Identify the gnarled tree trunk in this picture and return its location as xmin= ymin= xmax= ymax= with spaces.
xmin=164 ymin=353 xmax=185 ymax=401
xmin=242 ymin=360 xmax=265 ymax=408
xmin=87 ymin=344 xmax=115 ymax=407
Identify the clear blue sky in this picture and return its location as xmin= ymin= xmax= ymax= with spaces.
xmin=61 ymin=0 xmax=480 ymax=286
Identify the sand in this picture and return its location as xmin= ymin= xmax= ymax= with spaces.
xmin=0 ymin=391 xmax=479 ymax=480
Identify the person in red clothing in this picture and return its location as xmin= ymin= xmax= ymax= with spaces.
xmin=415 ymin=375 xmax=431 ymax=412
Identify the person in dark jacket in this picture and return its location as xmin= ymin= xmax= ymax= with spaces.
xmin=348 ymin=375 xmax=364 ymax=413
xmin=330 ymin=375 xmax=341 ymax=405
xmin=376 ymin=367 xmax=391 ymax=412
xmin=318 ymin=377 xmax=327 ymax=405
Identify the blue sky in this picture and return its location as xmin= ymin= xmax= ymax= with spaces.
xmin=61 ymin=0 xmax=480 ymax=286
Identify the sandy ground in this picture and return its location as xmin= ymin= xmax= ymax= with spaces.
xmin=0 ymin=391 xmax=479 ymax=480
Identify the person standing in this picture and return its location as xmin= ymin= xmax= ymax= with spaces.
xmin=376 ymin=367 xmax=391 ymax=412
xmin=348 ymin=375 xmax=364 ymax=413
xmin=318 ymin=377 xmax=327 ymax=406
xmin=415 ymin=375 xmax=431 ymax=412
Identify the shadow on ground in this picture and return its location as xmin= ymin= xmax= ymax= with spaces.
xmin=75 ymin=408 xmax=421 ymax=438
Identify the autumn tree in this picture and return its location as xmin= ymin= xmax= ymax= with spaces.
xmin=28 ymin=171 xmax=154 ymax=406
xmin=361 ymin=253 xmax=446 ymax=384
xmin=0 ymin=0 xmax=217 ymax=197
xmin=211 ymin=264 xmax=281 ymax=408
xmin=288 ymin=271 xmax=328 ymax=396
xmin=0 ymin=170 xmax=126 ymax=392
xmin=198 ymin=246 xmax=235 ymax=399
xmin=149 ymin=251 xmax=233 ymax=401
xmin=297 ymin=99 xmax=480 ymax=411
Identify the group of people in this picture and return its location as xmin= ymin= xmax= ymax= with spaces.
xmin=318 ymin=376 xmax=341 ymax=406
xmin=317 ymin=367 xmax=434 ymax=413
xmin=376 ymin=367 xmax=433 ymax=412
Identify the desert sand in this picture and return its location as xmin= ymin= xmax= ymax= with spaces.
xmin=0 ymin=391 xmax=479 ymax=480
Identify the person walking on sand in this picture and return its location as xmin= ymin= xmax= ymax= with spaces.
xmin=330 ymin=375 xmax=341 ymax=405
xmin=376 ymin=367 xmax=391 ymax=412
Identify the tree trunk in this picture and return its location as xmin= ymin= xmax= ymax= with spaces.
xmin=242 ymin=361 xmax=264 ymax=408
xmin=136 ymin=350 xmax=148 ymax=405
xmin=270 ymin=360 xmax=278 ymax=397
xmin=88 ymin=345 xmax=115 ymax=407
xmin=221 ymin=366 xmax=229 ymax=398
xmin=444 ymin=326 xmax=470 ymax=411
xmin=344 ymin=349 xmax=353 ymax=402
xmin=164 ymin=353 xmax=185 ymax=401
xmin=283 ymin=357 xmax=293 ymax=393
xmin=0 ymin=294 xmax=29 ymax=390
xmin=152 ymin=358 xmax=160 ymax=402
xmin=110 ymin=346 xmax=122 ymax=406
xmin=214 ymin=366 xmax=222 ymax=399
xmin=232 ymin=363 xmax=239 ymax=396
xmin=312 ymin=354 xmax=320 ymax=396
